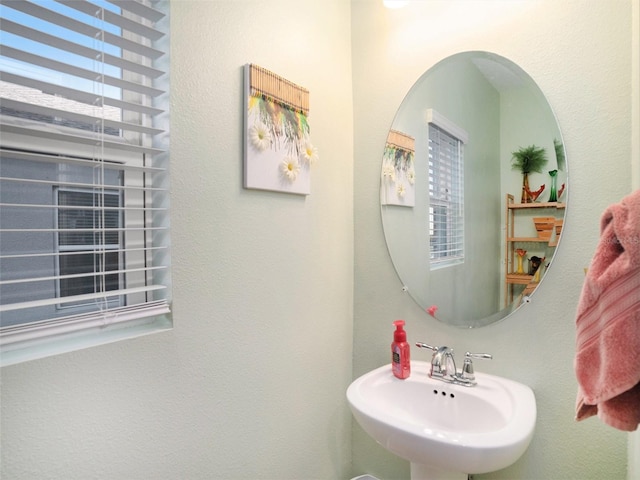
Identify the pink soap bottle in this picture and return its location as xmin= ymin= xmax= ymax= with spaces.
xmin=391 ymin=320 xmax=410 ymax=379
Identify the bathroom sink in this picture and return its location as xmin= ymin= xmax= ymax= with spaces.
xmin=347 ymin=360 xmax=536 ymax=478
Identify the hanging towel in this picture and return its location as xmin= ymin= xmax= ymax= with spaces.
xmin=574 ymin=189 xmax=640 ymax=432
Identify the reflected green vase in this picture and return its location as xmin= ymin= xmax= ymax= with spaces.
xmin=548 ymin=170 xmax=558 ymax=202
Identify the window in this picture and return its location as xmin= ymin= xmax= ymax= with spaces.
xmin=0 ymin=0 xmax=171 ymax=366
xmin=427 ymin=109 xmax=467 ymax=268
xmin=56 ymin=189 xmax=122 ymax=303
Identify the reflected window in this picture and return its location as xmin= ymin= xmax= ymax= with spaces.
xmin=428 ymin=122 xmax=465 ymax=267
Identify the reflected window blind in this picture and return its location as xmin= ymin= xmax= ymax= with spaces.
xmin=428 ymin=122 xmax=464 ymax=266
xmin=0 ymin=0 xmax=171 ymax=349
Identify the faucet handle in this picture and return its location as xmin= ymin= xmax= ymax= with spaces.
xmin=465 ymin=352 xmax=492 ymax=360
xmin=415 ymin=342 xmax=439 ymax=351
xmin=461 ymin=352 xmax=492 ymax=383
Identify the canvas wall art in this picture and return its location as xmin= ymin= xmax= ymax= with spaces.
xmin=243 ymin=64 xmax=318 ymax=195
xmin=381 ymin=129 xmax=415 ymax=207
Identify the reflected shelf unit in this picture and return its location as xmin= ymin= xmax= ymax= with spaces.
xmin=504 ymin=193 xmax=565 ymax=306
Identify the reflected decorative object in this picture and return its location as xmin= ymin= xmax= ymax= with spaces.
xmin=524 ymin=183 xmax=545 ymax=202
xmin=532 ymin=257 xmax=545 ymax=282
xmin=528 ymin=255 xmax=543 ymax=276
xmin=243 ymin=64 xmax=317 ymax=195
xmin=533 ymin=217 xmax=555 ymax=241
xmin=511 ymin=145 xmax=548 ymax=203
xmin=535 ymin=263 xmax=544 ymax=282
xmin=554 ymin=138 xmax=566 ymax=172
xmin=516 ymin=249 xmax=527 ymax=274
xmin=547 ymin=169 xmax=558 ymax=202
xmin=558 ymin=182 xmax=566 ymax=200
xmin=381 ymin=130 xmax=415 ymax=207
xmin=554 ymin=218 xmax=563 ymax=238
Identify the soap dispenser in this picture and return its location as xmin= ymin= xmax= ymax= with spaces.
xmin=391 ymin=320 xmax=410 ymax=379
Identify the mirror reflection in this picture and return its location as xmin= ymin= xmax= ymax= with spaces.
xmin=381 ymin=51 xmax=567 ymax=328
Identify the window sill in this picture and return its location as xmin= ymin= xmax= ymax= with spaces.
xmin=0 ymin=314 xmax=172 ymax=367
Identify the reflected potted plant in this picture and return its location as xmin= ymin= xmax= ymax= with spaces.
xmin=511 ymin=145 xmax=548 ymax=203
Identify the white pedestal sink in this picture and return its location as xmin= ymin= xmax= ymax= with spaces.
xmin=347 ymin=361 xmax=536 ymax=480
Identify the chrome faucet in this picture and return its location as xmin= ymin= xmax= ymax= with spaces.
xmin=431 ymin=345 xmax=457 ymax=380
xmin=416 ymin=342 xmax=492 ymax=387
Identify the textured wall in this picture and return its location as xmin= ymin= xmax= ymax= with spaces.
xmin=352 ymin=1 xmax=633 ymax=479
xmin=0 ymin=1 xmax=354 ymax=479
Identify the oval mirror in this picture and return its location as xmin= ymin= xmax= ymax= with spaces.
xmin=381 ymin=51 xmax=567 ymax=328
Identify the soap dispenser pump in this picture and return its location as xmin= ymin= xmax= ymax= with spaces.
xmin=391 ymin=320 xmax=410 ymax=379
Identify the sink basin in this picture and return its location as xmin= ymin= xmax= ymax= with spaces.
xmin=347 ymin=361 xmax=536 ymax=478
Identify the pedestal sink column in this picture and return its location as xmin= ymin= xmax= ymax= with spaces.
xmin=410 ymin=463 xmax=467 ymax=480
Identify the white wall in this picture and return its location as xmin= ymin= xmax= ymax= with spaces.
xmin=0 ymin=1 xmax=354 ymax=479
xmin=352 ymin=1 xmax=633 ymax=479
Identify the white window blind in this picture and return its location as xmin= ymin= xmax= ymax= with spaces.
xmin=427 ymin=110 xmax=466 ymax=268
xmin=0 ymin=0 xmax=171 ymax=365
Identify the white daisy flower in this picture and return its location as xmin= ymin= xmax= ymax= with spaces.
xmin=396 ymin=182 xmax=406 ymax=198
xmin=301 ymin=141 xmax=319 ymax=165
xmin=249 ymin=123 xmax=271 ymax=152
xmin=407 ymin=168 xmax=415 ymax=185
xmin=281 ymin=156 xmax=300 ymax=182
xmin=382 ymin=162 xmax=396 ymax=182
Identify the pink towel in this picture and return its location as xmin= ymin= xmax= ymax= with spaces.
xmin=574 ymin=189 xmax=640 ymax=432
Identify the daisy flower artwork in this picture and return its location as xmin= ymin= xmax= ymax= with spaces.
xmin=243 ymin=64 xmax=318 ymax=195
xmin=380 ymin=130 xmax=415 ymax=207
